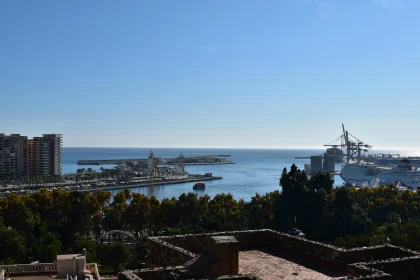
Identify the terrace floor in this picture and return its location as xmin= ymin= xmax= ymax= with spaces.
xmin=238 ymin=250 xmax=347 ymax=280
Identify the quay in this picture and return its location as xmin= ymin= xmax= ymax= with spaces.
xmin=0 ymin=175 xmax=223 ymax=198
xmin=83 ymin=176 xmax=222 ymax=192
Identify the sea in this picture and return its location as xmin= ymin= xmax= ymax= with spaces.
xmin=62 ymin=148 xmax=415 ymax=201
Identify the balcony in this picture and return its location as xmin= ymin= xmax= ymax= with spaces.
xmin=0 ymin=263 xmax=57 ymax=274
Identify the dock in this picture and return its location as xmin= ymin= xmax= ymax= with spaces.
xmin=0 ymin=175 xmax=223 ymax=198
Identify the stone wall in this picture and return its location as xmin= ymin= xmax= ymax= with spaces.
xmin=145 ymin=229 xmax=420 ymax=279
xmin=347 ymin=263 xmax=392 ymax=279
xmin=135 ymin=266 xmax=185 ymax=280
xmin=367 ymin=256 xmax=420 ymax=280
xmin=146 ymin=238 xmax=197 ymax=267
xmin=263 ymin=229 xmax=348 ymax=269
xmin=0 ymin=263 xmax=57 ymax=275
xmin=346 ymin=244 xmax=417 ymax=264
xmin=156 ymin=230 xmax=266 ymax=253
xmin=119 ymin=270 xmax=143 ymax=280
xmin=216 ymin=275 xmax=260 ymax=280
xmin=206 ymin=236 xmax=239 ymax=278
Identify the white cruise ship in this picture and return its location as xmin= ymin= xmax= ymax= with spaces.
xmin=340 ymin=159 xmax=420 ymax=190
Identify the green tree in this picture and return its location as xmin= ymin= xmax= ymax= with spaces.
xmin=0 ymin=223 xmax=27 ymax=264
xmin=98 ymin=242 xmax=131 ymax=272
xmin=276 ymin=164 xmax=308 ymax=230
xmin=325 ymin=187 xmax=373 ymax=241
xmin=125 ymin=193 xmax=151 ymax=237
xmin=308 ymin=172 xmax=334 ymax=194
xmin=160 ymin=197 xmax=179 ymax=231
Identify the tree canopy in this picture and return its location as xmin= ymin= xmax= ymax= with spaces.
xmin=1 ymin=164 xmax=420 ymax=268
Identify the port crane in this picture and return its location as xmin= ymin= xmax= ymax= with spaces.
xmin=150 ymin=157 xmax=159 ymax=188
xmin=324 ymin=124 xmax=372 ymax=164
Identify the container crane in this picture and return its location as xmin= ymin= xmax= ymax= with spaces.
xmin=150 ymin=157 xmax=159 ymax=188
xmin=324 ymin=124 xmax=371 ymax=164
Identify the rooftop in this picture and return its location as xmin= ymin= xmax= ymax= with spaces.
xmin=239 ymin=250 xmax=346 ymax=280
xmin=8 ymin=276 xmax=59 ymax=280
xmin=141 ymin=229 xmax=420 ymax=280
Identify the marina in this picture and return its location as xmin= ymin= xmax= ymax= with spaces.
xmin=63 ymin=147 xmax=347 ymax=200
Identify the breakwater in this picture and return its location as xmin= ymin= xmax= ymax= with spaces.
xmin=77 ymin=155 xmax=233 ymax=166
xmin=77 ymin=159 xmax=140 ymax=165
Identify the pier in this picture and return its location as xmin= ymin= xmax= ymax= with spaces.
xmin=78 ymin=159 xmax=140 ymax=165
xmin=77 ymin=154 xmax=234 ymax=165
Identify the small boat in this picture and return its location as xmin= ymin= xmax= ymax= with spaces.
xmin=193 ymin=182 xmax=206 ymax=190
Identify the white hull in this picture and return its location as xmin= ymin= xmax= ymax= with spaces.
xmin=340 ymin=161 xmax=420 ymax=189
xmin=340 ymin=164 xmax=380 ymax=187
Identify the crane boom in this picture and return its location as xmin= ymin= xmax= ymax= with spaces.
xmin=324 ymin=124 xmax=371 ymax=164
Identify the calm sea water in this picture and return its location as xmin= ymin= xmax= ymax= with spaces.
xmin=62 ymin=148 xmax=413 ymax=201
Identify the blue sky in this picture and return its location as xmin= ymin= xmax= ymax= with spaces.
xmin=1 ymin=0 xmax=420 ymax=149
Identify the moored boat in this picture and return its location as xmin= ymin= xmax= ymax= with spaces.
xmin=193 ymin=182 xmax=206 ymax=190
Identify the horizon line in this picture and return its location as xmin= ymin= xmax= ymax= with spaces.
xmin=62 ymin=146 xmax=420 ymax=151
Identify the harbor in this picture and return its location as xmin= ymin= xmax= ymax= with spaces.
xmin=0 ymin=150 xmax=233 ymax=198
xmin=297 ymin=124 xmax=420 ymax=190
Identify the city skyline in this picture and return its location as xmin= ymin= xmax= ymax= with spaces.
xmin=1 ymin=0 xmax=420 ymax=149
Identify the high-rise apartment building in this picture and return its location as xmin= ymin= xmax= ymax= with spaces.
xmin=27 ymin=134 xmax=63 ymax=176
xmin=43 ymin=134 xmax=63 ymax=176
xmin=27 ymin=137 xmax=50 ymax=176
xmin=0 ymin=133 xmax=62 ymax=177
xmin=0 ymin=134 xmax=28 ymax=175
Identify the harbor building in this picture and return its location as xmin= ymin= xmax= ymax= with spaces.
xmin=0 ymin=134 xmax=28 ymax=175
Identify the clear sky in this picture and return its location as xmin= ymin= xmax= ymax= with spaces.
xmin=1 ymin=0 xmax=420 ymax=149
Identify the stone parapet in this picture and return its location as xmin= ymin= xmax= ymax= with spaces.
xmin=207 ymin=236 xmax=239 ymax=277
xmin=366 ymin=255 xmax=420 ymax=279
xmin=347 ymin=263 xmax=391 ymax=279
xmin=346 ymin=244 xmax=418 ymax=265
xmin=144 ymin=229 xmax=420 ymax=279
xmin=147 ymin=238 xmax=197 ymax=267
xmin=0 ymin=263 xmax=57 ymax=275
xmin=135 ymin=266 xmax=185 ymax=280
xmin=119 ymin=270 xmax=143 ymax=280
xmin=216 ymin=275 xmax=261 ymax=280
xmin=156 ymin=230 xmax=266 ymax=253
xmin=263 ymin=229 xmax=347 ymax=269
